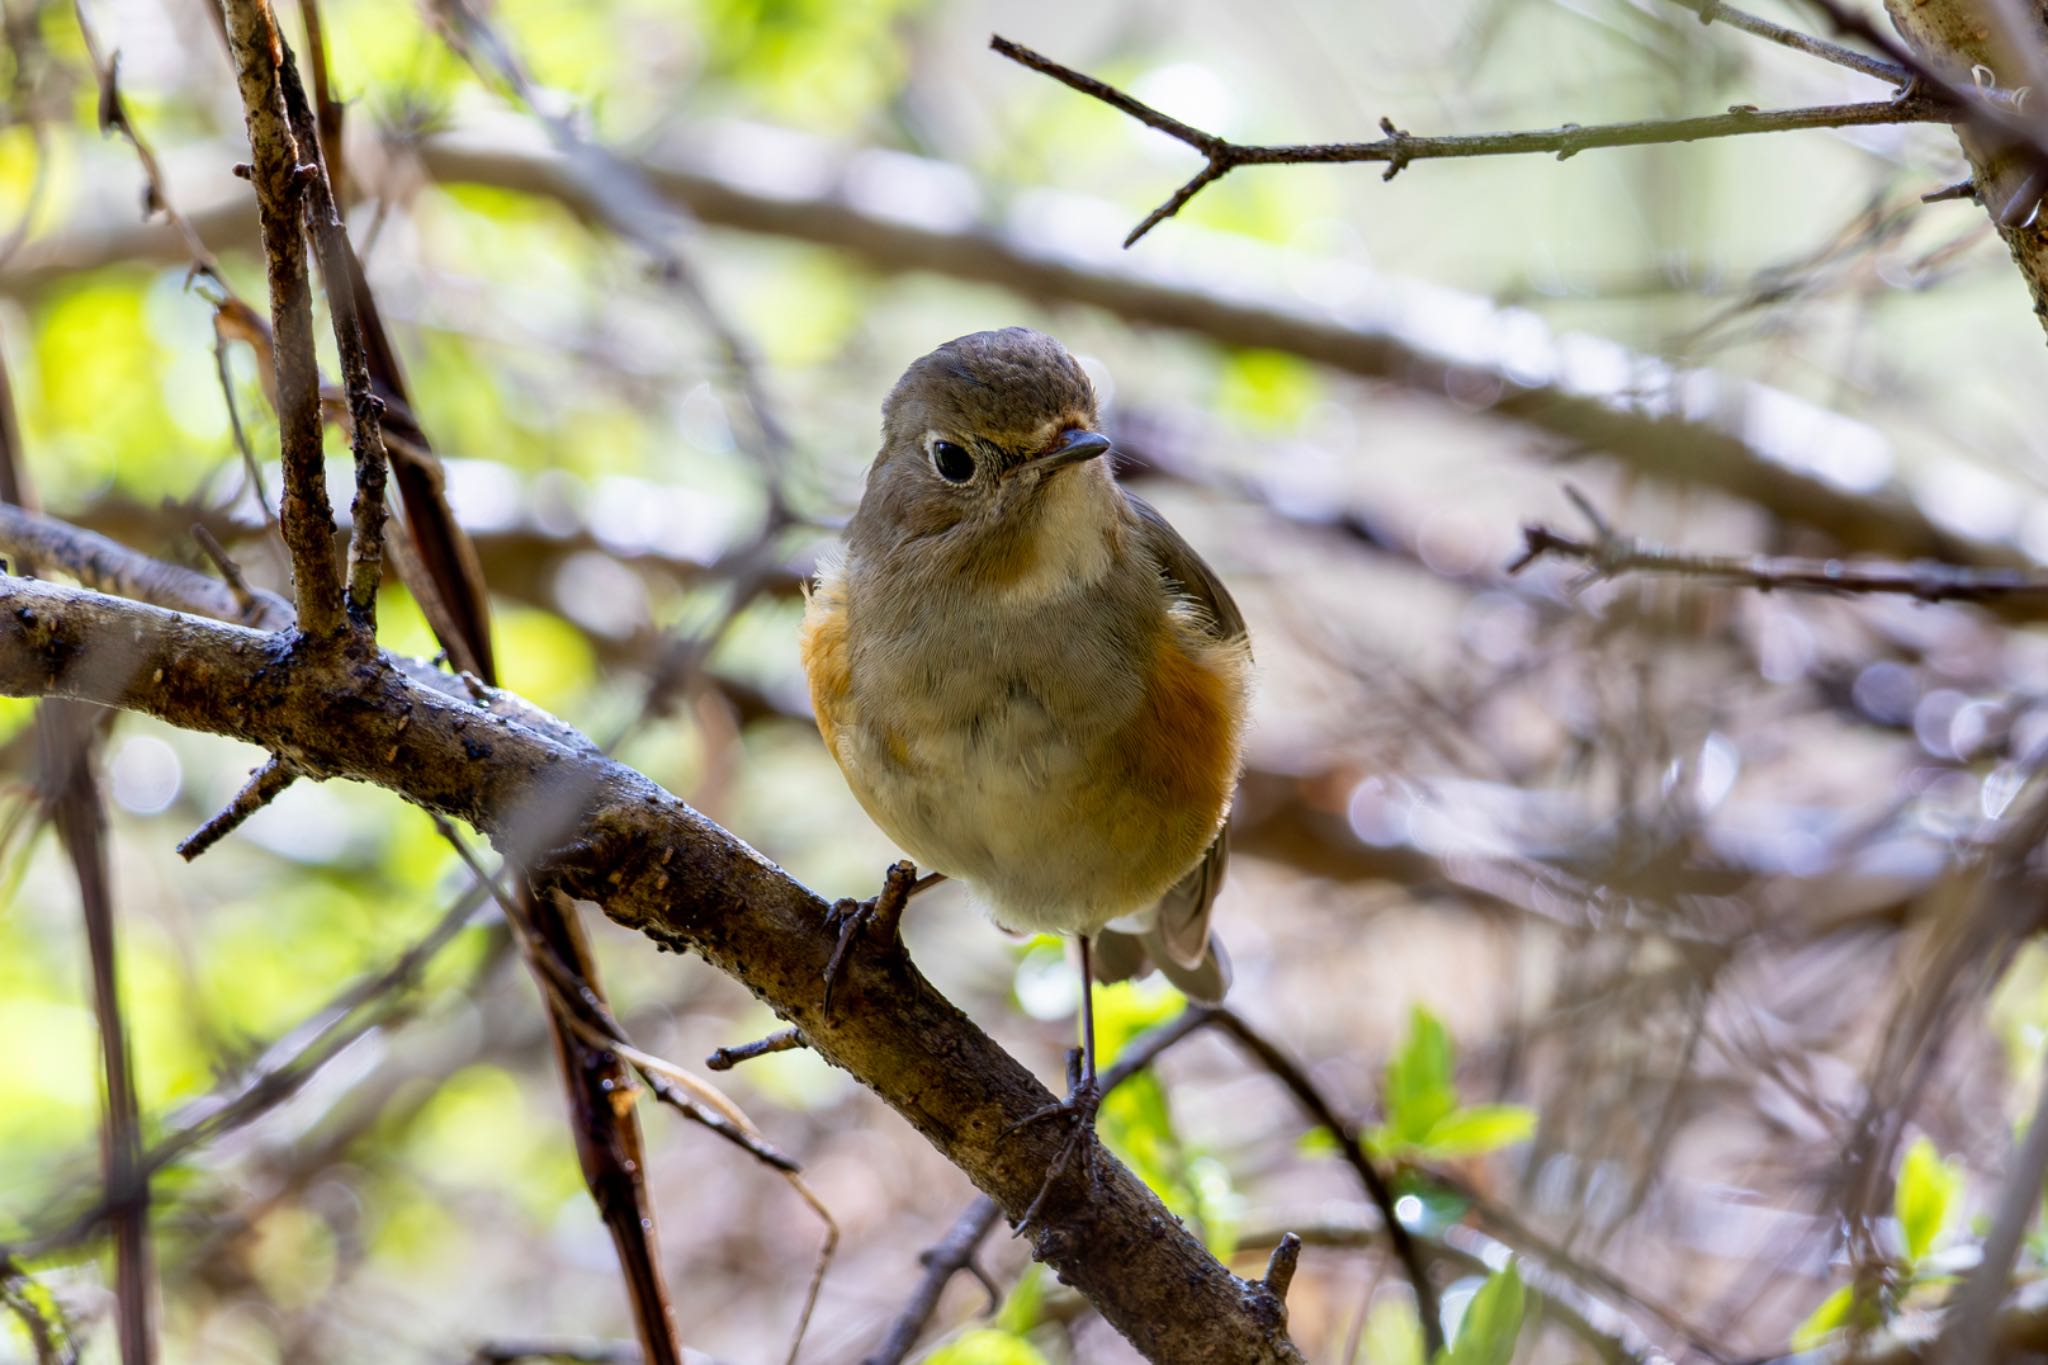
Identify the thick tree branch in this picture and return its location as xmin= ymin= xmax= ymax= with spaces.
xmin=863 ymin=1007 xmax=1220 ymax=1365
xmin=990 ymin=35 xmax=1953 ymax=246
xmin=0 ymin=571 xmax=1304 ymax=1365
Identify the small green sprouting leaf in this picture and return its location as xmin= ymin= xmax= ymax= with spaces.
xmin=1437 ymin=1264 xmax=1526 ymax=1365
xmin=1385 ymin=1006 xmax=1459 ymax=1147
xmin=1895 ymin=1137 xmax=1963 ymax=1265
xmin=1419 ymin=1105 xmax=1537 ymax=1159
xmin=995 ymin=1263 xmax=1046 ymax=1334
xmin=1791 ymin=1285 xmax=1856 ymax=1351
xmin=1359 ymin=1296 xmax=1426 ymax=1365
xmin=1297 ymin=1126 xmax=1340 ymax=1156
xmin=921 ymin=1328 xmax=1053 ymax=1365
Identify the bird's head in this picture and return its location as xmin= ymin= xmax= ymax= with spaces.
xmin=852 ymin=328 xmax=1116 ymax=570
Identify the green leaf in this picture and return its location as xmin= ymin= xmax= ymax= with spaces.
xmin=1419 ymin=1105 xmax=1537 ymax=1158
xmin=1791 ymin=1285 xmax=1855 ymax=1351
xmin=1438 ymin=1264 xmax=1526 ymax=1365
xmin=921 ymin=1328 xmax=1053 ymax=1365
xmin=1385 ymin=1006 xmax=1458 ymax=1148
xmin=995 ymin=1263 xmax=1046 ymax=1335
xmin=1895 ymin=1137 xmax=1962 ymax=1264
xmin=1359 ymin=1296 xmax=1426 ymax=1365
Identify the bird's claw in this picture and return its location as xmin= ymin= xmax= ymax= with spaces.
xmin=1003 ymin=1056 xmax=1103 ymax=1234
xmin=821 ymin=859 xmax=918 ymax=1016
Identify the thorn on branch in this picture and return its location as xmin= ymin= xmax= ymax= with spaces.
xmin=1378 ymin=116 xmax=1413 ymax=181
xmin=178 ymin=755 xmax=298 ymax=860
xmin=1922 ymin=178 xmax=1979 ymax=204
xmin=706 ymin=1027 xmax=808 ymax=1071
xmin=1260 ymin=1232 xmax=1304 ymax=1305
xmin=191 ymin=523 xmax=258 ymax=620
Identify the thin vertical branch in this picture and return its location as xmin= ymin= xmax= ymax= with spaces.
xmin=41 ymin=709 xmax=155 ymax=1365
xmin=217 ymin=0 xmax=343 ymax=636
xmin=0 ymin=340 xmax=154 ymax=1363
xmin=1208 ymin=1007 xmax=1445 ymax=1357
xmin=271 ymin=37 xmax=386 ymax=629
xmin=1932 ymin=1044 xmax=2048 ymax=1363
xmin=295 ymin=0 xmax=345 ymax=206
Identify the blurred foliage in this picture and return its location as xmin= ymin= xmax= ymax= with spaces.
xmin=1370 ymin=1006 xmax=1535 ymax=1163
xmin=1439 ymin=1265 xmax=1526 ymax=1365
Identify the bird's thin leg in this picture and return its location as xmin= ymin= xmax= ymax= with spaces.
xmin=1004 ymin=935 xmax=1106 ymax=1232
xmin=821 ymin=861 xmax=936 ymax=1015
xmin=1078 ymin=934 xmax=1099 ymax=1095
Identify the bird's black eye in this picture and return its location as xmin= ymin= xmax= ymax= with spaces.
xmin=931 ymin=439 xmax=975 ymax=483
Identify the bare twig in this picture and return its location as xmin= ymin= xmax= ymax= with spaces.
xmin=176 ymin=755 xmax=298 ymax=860
xmin=862 ymin=1199 xmax=1004 ymax=1365
xmin=295 ymin=0 xmax=346 ymax=205
xmin=1932 ymin=1044 xmax=2048 ymax=1363
xmin=1247 ymin=1219 xmax=1671 ymax=1364
xmin=1664 ymin=0 xmax=1908 ymax=83
xmin=0 ymin=502 xmax=291 ymax=628
xmin=269 ymin=35 xmax=388 ymax=630
xmin=20 ymin=127 xmax=2002 ymax=570
xmin=441 ymin=831 xmax=823 ymax=1365
xmin=1260 ymin=1233 xmax=1304 ymax=1305
xmin=1 ymin=337 xmax=156 ymax=1365
xmin=705 ymin=1027 xmax=806 ymax=1071
xmin=74 ymin=0 xmax=232 ymax=283
xmin=190 ymin=523 xmax=259 ymax=618
xmin=1511 ymin=486 xmax=2048 ymax=605
xmin=219 ymin=0 xmax=344 ymax=634
xmin=1207 ymin=1006 xmax=1445 ymax=1356
xmin=49 ymin=709 xmax=154 ymax=1365
xmin=990 ymin=36 xmax=1953 ymax=246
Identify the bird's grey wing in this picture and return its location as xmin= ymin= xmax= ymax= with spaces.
xmin=1121 ymin=491 xmax=1246 ymax=992
xmin=1093 ymin=909 xmax=1233 ymax=1004
xmin=1124 ymin=491 xmax=1247 ymax=644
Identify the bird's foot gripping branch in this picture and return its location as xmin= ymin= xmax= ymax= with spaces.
xmin=0 ymin=565 xmax=1306 ymax=1364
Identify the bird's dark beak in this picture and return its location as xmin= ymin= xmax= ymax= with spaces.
xmin=1009 ymin=428 xmax=1112 ymax=479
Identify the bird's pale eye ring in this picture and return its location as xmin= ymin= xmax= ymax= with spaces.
xmin=930 ymin=438 xmax=975 ymax=484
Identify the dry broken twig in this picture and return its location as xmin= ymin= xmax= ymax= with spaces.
xmin=989 ymin=35 xmax=1953 ymax=246
xmin=1511 ymin=486 xmax=2048 ymax=607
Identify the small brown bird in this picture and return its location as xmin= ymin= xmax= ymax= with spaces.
xmin=800 ymin=327 xmax=1250 ymax=1208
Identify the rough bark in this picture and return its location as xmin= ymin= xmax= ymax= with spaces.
xmin=216 ymin=0 xmax=345 ymax=634
xmin=1885 ymin=0 xmax=2048 ymax=344
xmin=0 ymin=571 xmax=1305 ymax=1365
